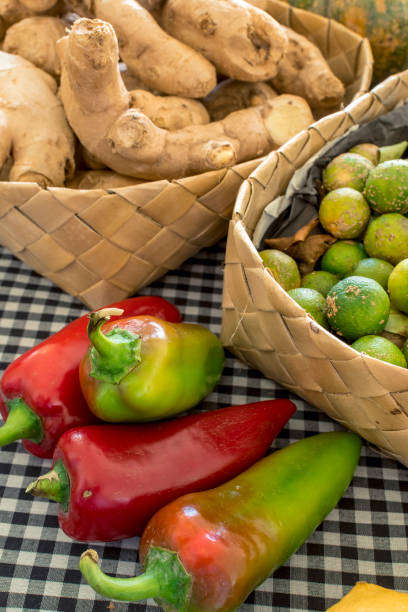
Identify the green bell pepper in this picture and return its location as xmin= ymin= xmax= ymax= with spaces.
xmin=79 ymin=308 xmax=224 ymax=422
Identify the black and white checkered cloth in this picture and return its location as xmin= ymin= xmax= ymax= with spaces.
xmin=1 ymin=241 xmax=407 ymax=612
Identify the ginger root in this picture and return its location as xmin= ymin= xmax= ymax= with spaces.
xmin=0 ymin=50 xmax=75 ymax=186
xmin=58 ymin=18 xmax=314 ymax=181
xmin=0 ymin=0 xmax=64 ymax=38
xmin=66 ymin=0 xmax=217 ymax=98
xmin=3 ymin=15 xmax=66 ymax=77
xmin=129 ymin=89 xmax=210 ymax=130
xmin=270 ymin=26 xmax=345 ymax=110
xmin=203 ymin=79 xmax=277 ymax=122
xmin=161 ymin=0 xmax=288 ymax=82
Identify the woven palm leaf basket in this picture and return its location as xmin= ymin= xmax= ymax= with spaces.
xmin=0 ymin=0 xmax=372 ymax=309
xmin=221 ymin=69 xmax=408 ymax=467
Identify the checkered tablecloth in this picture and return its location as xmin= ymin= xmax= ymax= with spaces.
xmin=0 ymin=240 xmax=407 ymax=612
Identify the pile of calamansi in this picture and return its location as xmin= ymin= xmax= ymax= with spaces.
xmin=260 ymin=139 xmax=408 ymax=368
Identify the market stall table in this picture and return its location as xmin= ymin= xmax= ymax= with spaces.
xmin=0 ymin=239 xmax=407 ymax=612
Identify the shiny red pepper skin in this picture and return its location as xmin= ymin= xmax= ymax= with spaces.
xmin=0 ymin=297 xmax=181 ymax=458
xmin=33 ymin=399 xmax=295 ymax=541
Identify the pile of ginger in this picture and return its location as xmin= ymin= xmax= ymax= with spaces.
xmin=0 ymin=0 xmax=346 ymax=188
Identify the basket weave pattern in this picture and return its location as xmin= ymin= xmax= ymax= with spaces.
xmin=0 ymin=0 xmax=372 ymax=309
xmin=221 ymin=71 xmax=408 ymax=466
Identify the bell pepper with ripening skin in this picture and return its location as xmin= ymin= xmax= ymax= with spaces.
xmin=25 ymin=398 xmax=296 ymax=542
xmin=79 ymin=310 xmax=225 ymax=422
xmin=0 ymin=297 xmax=181 ymax=458
xmin=80 ymin=431 xmax=362 ymax=612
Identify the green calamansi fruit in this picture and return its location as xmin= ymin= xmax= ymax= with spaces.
xmin=387 ymin=258 xmax=408 ymax=315
xmin=287 ymin=287 xmax=329 ymax=329
xmin=363 ymin=213 xmax=408 ymax=265
xmin=259 ymin=249 xmax=301 ymax=291
xmin=349 ymin=143 xmax=379 ymax=165
xmin=321 ymin=240 xmax=367 ymax=278
xmin=301 ymin=270 xmax=339 ymax=297
xmin=349 ymin=257 xmax=394 ymax=290
xmin=364 ymin=160 xmax=408 ymax=214
xmin=322 ymin=153 xmax=374 ymax=192
xmin=326 ymin=276 xmax=390 ymax=341
xmin=318 ymin=187 xmax=371 ymax=239
xmin=351 ymin=335 xmax=407 ymax=368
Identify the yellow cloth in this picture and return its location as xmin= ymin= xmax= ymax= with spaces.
xmin=326 ymin=582 xmax=408 ymax=611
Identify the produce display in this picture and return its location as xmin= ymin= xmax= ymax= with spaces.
xmin=260 ymin=140 xmax=408 ymax=368
xmin=0 ymin=0 xmax=345 ymax=187
xmin=0 ymin=0 xmax=406 ymax=610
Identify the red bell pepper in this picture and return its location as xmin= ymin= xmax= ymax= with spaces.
xmin=79 ymin=431 xmax=361 ymax=611
xmin=25 ymin=399 xmax=296 ymax=541
xmin=0 ymin=296 xmax=181 ymax=458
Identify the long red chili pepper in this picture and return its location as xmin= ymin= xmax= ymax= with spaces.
xmin=25 ymin=399 xmax=296 ymax=541
xmin=0 ymin=296 xmax=181 ymax=458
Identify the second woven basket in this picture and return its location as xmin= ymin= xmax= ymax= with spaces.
xmin=221 ymin=71 xmax=408 ymax=467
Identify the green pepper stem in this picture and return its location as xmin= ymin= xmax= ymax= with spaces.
xmin=79 ymin=547 xmax=192 ymax=610
xmin=379 ymin=140 xmax=408 ymax=163
xmin=25 ymin=459 xmax=70 ymax=512
xmin=0 ymin=398 xmax=43 ymax=447
xmin=87 ymin=308 xmax=142 ymax=384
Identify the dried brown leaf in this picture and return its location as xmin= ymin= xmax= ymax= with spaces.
xmin=264 ymin=217 xmax=319 ymax=251
xmin=289 ymin=233 xmax=337 ymax=265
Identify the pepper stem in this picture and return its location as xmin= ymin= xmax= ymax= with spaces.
xmin=79 ymin=546 xmax=192 ymax=610
xmin=87 ymin=308 xmax=142 ymax=384
xmin=379 ymin=140 xmax=408 ymax=163
xmin=0 ymin=398 xmax=43 ymax=447
xmin=25 ymin=459 xmax=70 ymax=512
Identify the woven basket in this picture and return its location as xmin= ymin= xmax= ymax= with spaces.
xmin=221 ymin=70 xmax=408 ymax=467
xmin=0 ymin=0 xmax=372 ymax=309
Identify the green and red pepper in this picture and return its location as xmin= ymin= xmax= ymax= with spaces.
xmin=79 ymin=431 xmax=362 ymax=611
xmin=0 ymin=297 xmax=181 ymax=457
xmin=26 ymin=399 xmax=296 ymax=542
xmin=79 ymin=309 xmax=225 ymax=422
